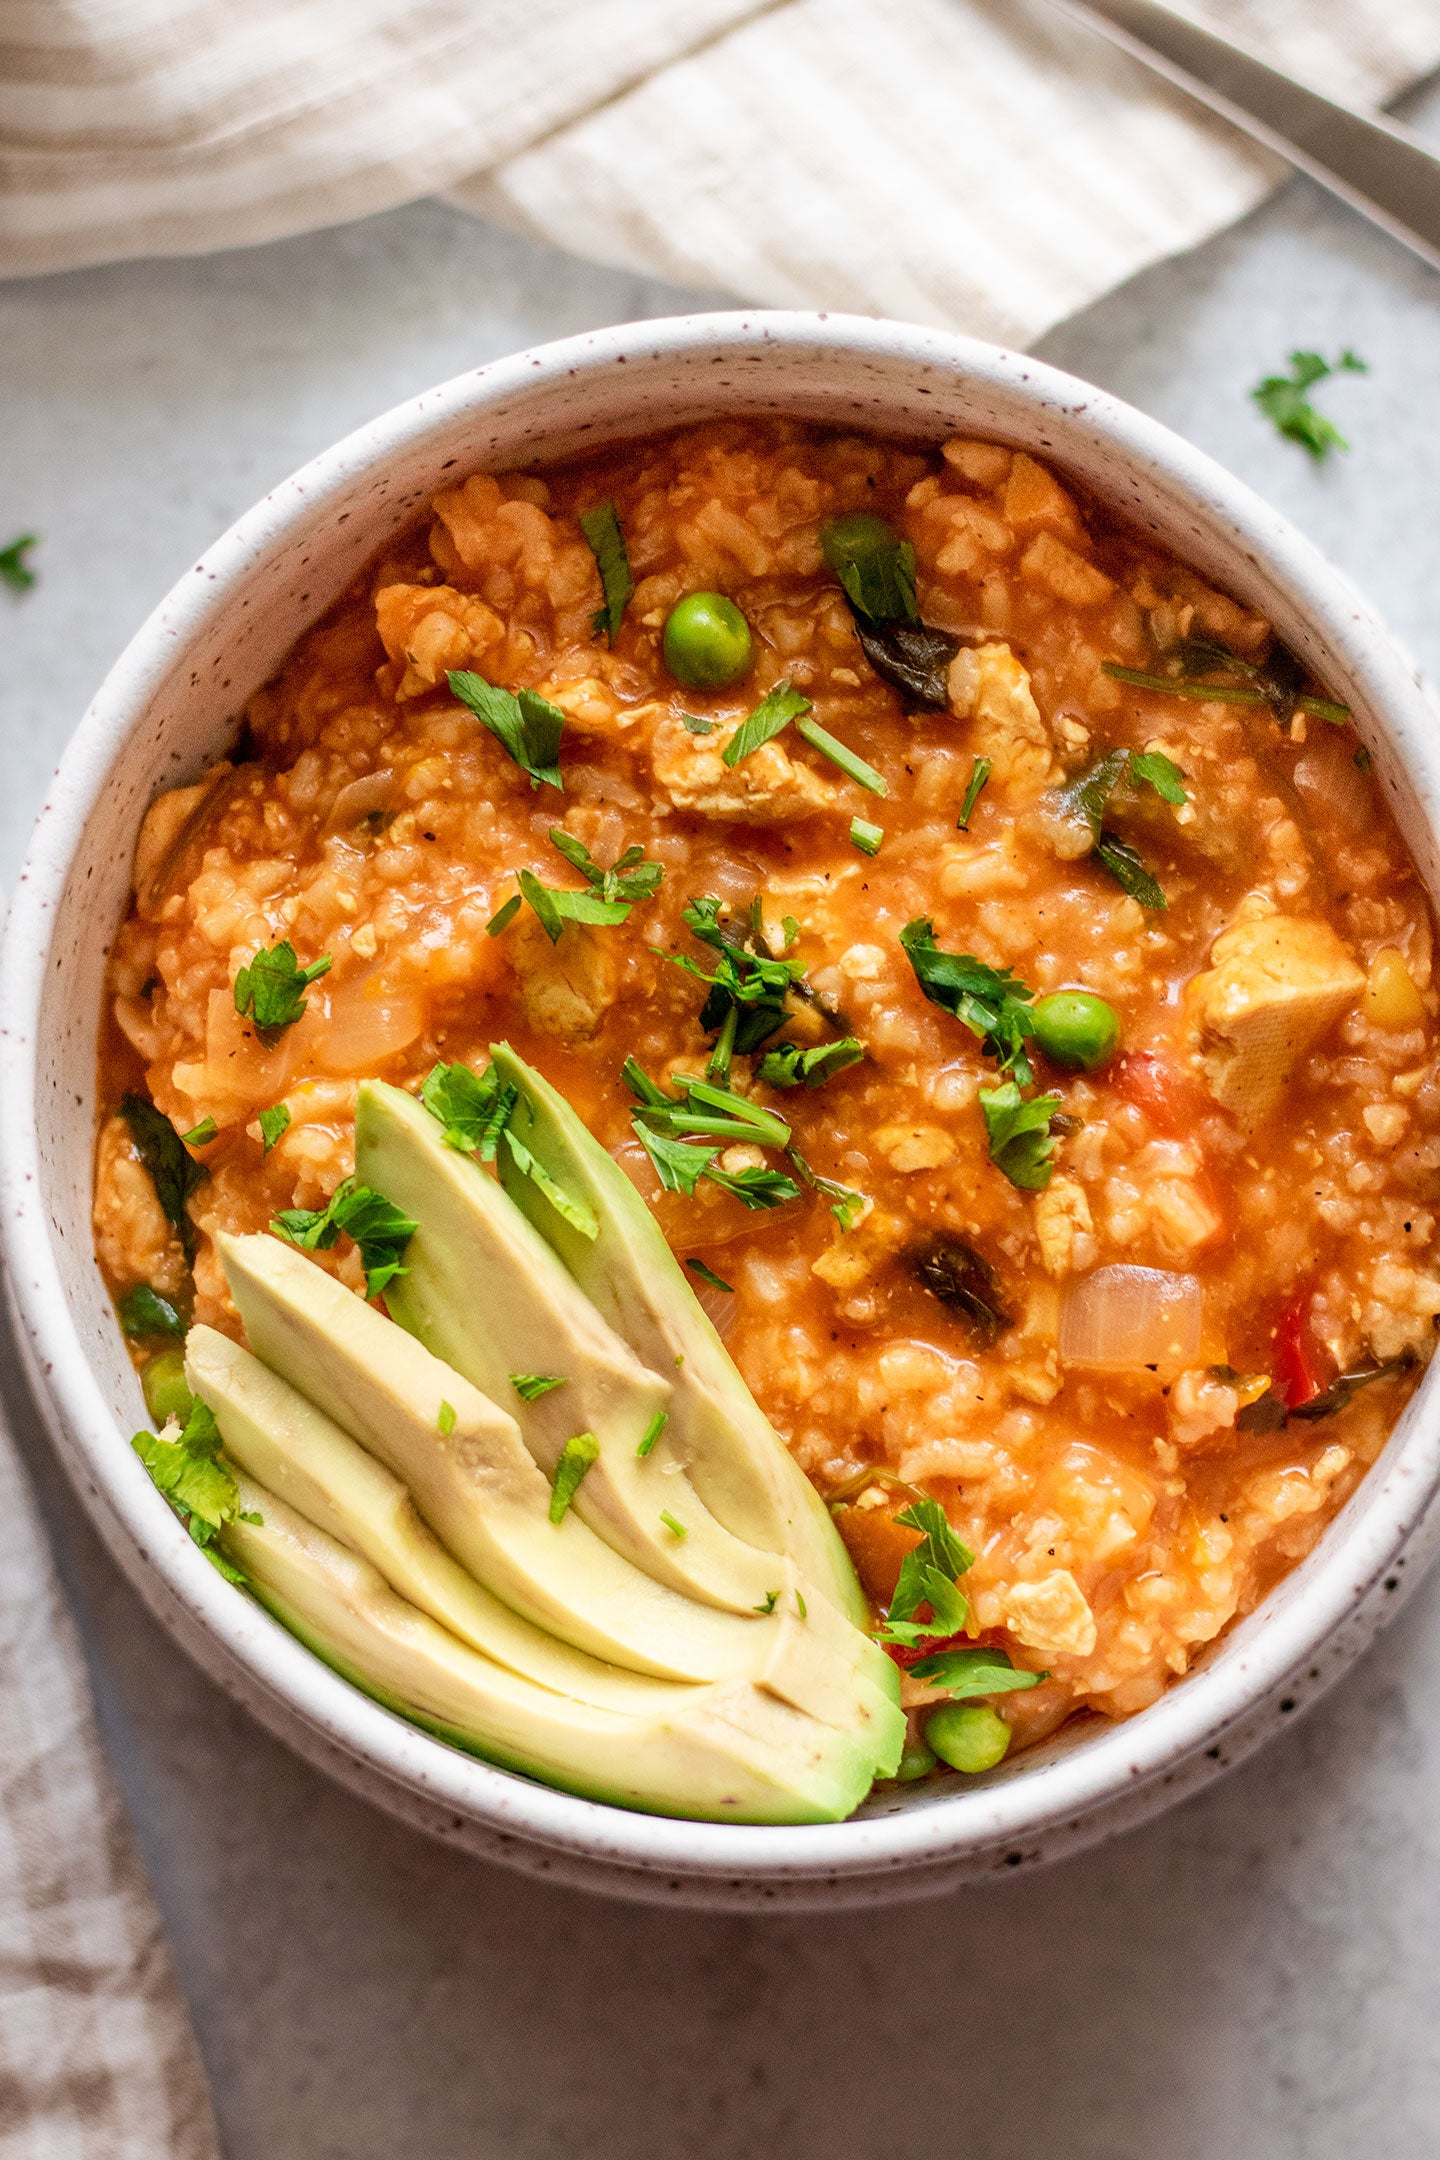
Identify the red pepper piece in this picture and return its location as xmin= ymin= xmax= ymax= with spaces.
xmin=1274 ymin=1294 xmax=1322 ymax=1408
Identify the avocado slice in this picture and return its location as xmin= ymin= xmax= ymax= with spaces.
xmin=217 ymin=1232 xmax=901 ymax=1764
xmin=487 ymin=1045 xmax=869 ymax=1628
xmin=223 ymin=1474 xmax=877 ymax=1823
xmin=357 ymin=1079 xmax=805 ymax=1616
xmin=187 ymin=1323 xmax=679 ymax=1715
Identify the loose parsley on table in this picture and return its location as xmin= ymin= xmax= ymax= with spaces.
xmin=271 ymin=1177 xmax=418 ymax=1298
xmin=0 ymin=533 xmax=38 ymax=593
xmin=1252 ymin=348 xmax=1366 ymax=462
xmin=579 ymin=500 xmax=634 ymax=644
xmin=234 ymin=940 xmax=332 ymax=1034
xmin=448 ymin=670 xmax=566 ymax=790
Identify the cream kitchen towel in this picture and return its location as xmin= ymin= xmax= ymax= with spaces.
xmin=3 ymin=0 xmax=1440 ymax=341
xmin=0 ymin=1373 xmax=220 ymax=2160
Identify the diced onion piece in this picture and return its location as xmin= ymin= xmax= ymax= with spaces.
xmin=1059 ymin=1265 xmax=1202 ymax=1372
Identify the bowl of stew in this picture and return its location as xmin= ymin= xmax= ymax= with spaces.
xmin=5 ymin=311 xmax=1440 ymax=1908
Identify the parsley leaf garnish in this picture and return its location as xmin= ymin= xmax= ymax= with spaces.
xmin=722 ymin=679 xmax=813 ymax=767
xmin=271 ymin=1178 xmax=418 ymax=1299
xmin=1128 ymin=749 xmax=1188 ymax=804
xmin=1252 ymin=348 xmax=1366 ymax=461
xmin=1057 ymin=752 xmax=1171 ymax=910
xmin=0 ymin=533 xmax=38 ymax=593
xmin=118 ymin=1285 xmax=187 ymax=1340
xmin=788 ymin=1148 xmax=868 ymax=1232
xmin=121 ymin=1093 xmax=207 ymax=1266
xmin=438 ymin=1400 xmax=457 ymax=1437
xmin=958 ymin=756 xmax=991 ymax=830
xmin=234 ymin=940 xmax=332 ymax=1034
xmin=420 ymin=1060 xmax=500 ymax=1152
xmin=686 ymin=1258 xmax=734 ymax=1295
xmin=579 ymin=500 xmax=633 ymax=644
xmin=502 ymin=1127 xmax=599 ymax=1240
xmin=1095 ymin=835 xmax=1168 ymax=911
xmin=681 ymin=712 xmax=717 ymax=736
xmin=908 ymin=1646 xmax=1044 ymax=1698
xmin=448 ymin=670 xmax=565 ymax=791
xmin=547 ymin=828 xmax=665 ymax=904
xmin=549 ymin=1432 xmax=600 ymax=1524
xmin=819 ymin=513 xmax=918 ymax=625
xmin=703 ymin=1163 xmax=803 ymax=1210
xmin=979 ymin=1081 xmax=1064 ymax=1191
xmin=754 ymin=1590 xmax=780 ymax=1615
xmin=755 ymin=1038 xmax=863 ymax=1090
xmin=898 ymin=921 xmax=1037 ymax=1083
xmin=489 ymin=835 xmax=664 ymax=947
xmin=258 ymin=1104 xmax=291 ymax=1154
xmin=179 ymin=1117 xmax=217 ymax=1148
xmin=512 ymin=1373 xmax=567 ymax=1402
xmin=875 ymin=1498 xmax=975 ymax=1649
xmin=132 ymin=1396 xmax=247 ymax=1582
xmin=669 ymin=895 xmax=803 ymax=1058
xmin=633 ymin=1123 xmax=721 ymax=1197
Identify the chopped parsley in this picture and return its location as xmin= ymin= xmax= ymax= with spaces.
xmin=132 ymin=1396 xmax=247 ymax=1583
xmin=705 ymin=1162 xmax=803 ymax=1210
xmin=118 ymin=1285 xmax=186 ymax=1340
xmin=875 ymin=1498 xmax=975 ymax=1649
xmin=512 ymin=1373 xmax=567 ymax=1402
xmin=850 ymin=817 xmax=883 ymax=856
xmin=669 ymin=895 xmax=804 ymax=1058
xmin=819 ymin=513 xmax=918 ymax=625
xmin=631 ymin=1121 xmax=800 ymax=1213
xmin=898 ymin=921 xmax=1037 ymax=1083
xmin=754 ymin=1590 xmax=780 ymax=1615
xmin=979 ymin=1081 xmax=1064 ymax=1191
xmin=755 ymin=1039 xmax=863 ymax=1090
xmin=121 ymin=1093 xmax=207 ymax=1265
xmin=1058 ymin=751 xmax=1172 ymax=910
xmin=685 ymin=1258 xmax=734 ymax=1295
xmin=788 ymin=1148 xmax=868 ymax=1232
xmin=233 ymin=941 xmax=332 ymax=1034
xmin=636 ymin=1409 xmax=668 ymax=1458
xmin=1095 ymin=834 xmax=1167 ymax=911
xmin=1355 ymin=746 xmax=1373 ymax=773
xmin=1127 ymin=749 xmax=1188 ymax=804
xmin=549 ymin=1433 xmax=599 ymax=1524
xmin=179 ymin=1117 xmax=217 ymax=1148
xmin=420 ymin=1060 xmax=500 ymax=1152
xmin=486 ymin=895 xmax=523 ymax=936
xmin=1252 ymin=348 xmax=1366 ymax=461
xmin=479 ymin=1081 xmax=519 ymax=1163
xmin=0 ymin=533 xmax=38 ymax=593
xmin=547 ymin=829 xmax=664 ymax=907
xmin=794 ymin=716 xmax=887 ymax=796
xmin=579 ymin=500 xmax=633 ymax=643
xmin=681 ymin=712 xmax=718 ymax=736
xmin=1104 ymin=653 xmax=1349 ymax=726
xmin=957 ymin=756 xmax=991 ymax=830
xmin=908 ymin=1645 xmax=1044 ymax=1698
xmin=659 ymin=1509 xmax=688 ymax=1540
xmin=438 ymin=1400 xmax=457 ymax=1436
xmin=722 ymin=679 xmax=813 ymax=767
xmin=271 ymin=1178 xmax=418 ymax=1298
xmin=502 ymin=1127 xmax=599 ymax=1239
xmin=258 ymin=1104 xmax=291 ymax=1154
xmin=488 ymin=837 xmax=663 ymax=946
xmin=448 ymin=670 xmax=565 ymax=790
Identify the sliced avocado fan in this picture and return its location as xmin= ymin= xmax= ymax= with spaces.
xmin=357 ymin=1078 xmax=811 ymax=1617
xmin=217 ymin=1232 xmax=902 ymax=1769
xmin=223 ymin=1473 xmax=879 ymax=1824
xmin=486 ymin=1043 xmax=869 ymax=1628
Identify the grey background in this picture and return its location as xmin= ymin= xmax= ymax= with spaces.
xmin=5 ymin=94 xmax=1440 ymax=2158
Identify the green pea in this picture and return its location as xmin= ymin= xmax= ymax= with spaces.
xmin=924 ymin=1701 xmax=1011 ymax=1775
xmin=662 ymin=592 xmax=752 ymax=690
xmin=142 ymin=1346 xmax=193 ymax=1428
xmin=1032 ymin=989 xmax=1121 ymax=1072
xmin=893 ymin=1736 xmax=939 ymax=1783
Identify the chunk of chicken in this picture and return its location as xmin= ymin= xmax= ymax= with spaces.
xmin=1001 ymin=1569 xmax=1097 ymax=1661
xmin=93 ymin=1113 xmax=188 ymax=1298
xmin=1034 ymin=1176 xmax=1094 ymax=1277
xmin=650 ymin=712 xmax=835 ymax=825
xmin=946 ymin=642 xmax=1055 ymax=796
xmin=508 ymin=913 xmax=616 ymax=1044
xmin=374 ymin=583 xmax=505 ymax=698
xmin=1184 ymin=899 xmax=1365 ymax=1129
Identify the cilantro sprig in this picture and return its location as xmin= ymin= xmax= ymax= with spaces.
xmin=979 ymin=1082 xmax=1064 ymax=1192
xmin=271 ymin=1178 xmax=418 ymax=1299
xmin=909 ymin=1646 xmax=1044 ymax=1699
xmin=132 ymin=1396 xmax=251 ymax=1583
xmin=875 ymin=1499 xmax=975 ymax=1649
xmin=898 ymin=921 xmax=1038 ymax=1084
xmin=121 ymin=1093 xmax=207 ymax=1266
xmin=579 ymin=500 xmax=634 ymax=644
xmin=448 ymin=670 xmax=565 ymax=790
xmin=1252 ymin=348 xmax=1366 ymax=462
xmin=755 ymin=1039 xmax=863 ymax=1090
xmin=488 ymin=833 xmax=664 ymax=945
xmin=670 ymin=896 xmax=805 ymax=1063
xmin=234 ymin=940 xmax=332 ymax=1034
xmin=420 ymin=1061 xmax=501 ymax=1152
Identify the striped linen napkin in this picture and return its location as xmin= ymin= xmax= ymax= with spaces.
xmin=1 ymin=0 xmax=1439 ymax=340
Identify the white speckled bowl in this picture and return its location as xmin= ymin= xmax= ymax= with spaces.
xmin=5 ymin=312 xmax=1440 ymax=1910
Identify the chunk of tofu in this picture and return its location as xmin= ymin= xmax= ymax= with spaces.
xmin=1184 ymin=903 xmax=1364 ymax=1129
xmin=374 ymin=583 xmax=505 ymax=698
xmin=1001 ymin=1569 xmax=1097 ymax=1661
xmin=508 ymin=914 xmax=616 ymax=1044
xmin=650 ymin=712 xmax=835 ymax=825
xmin=946 ymin=642 xmax=1054 ymax=796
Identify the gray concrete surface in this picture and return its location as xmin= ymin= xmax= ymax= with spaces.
xmin=4 ymin=104 xmax=1440 ymax=2157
